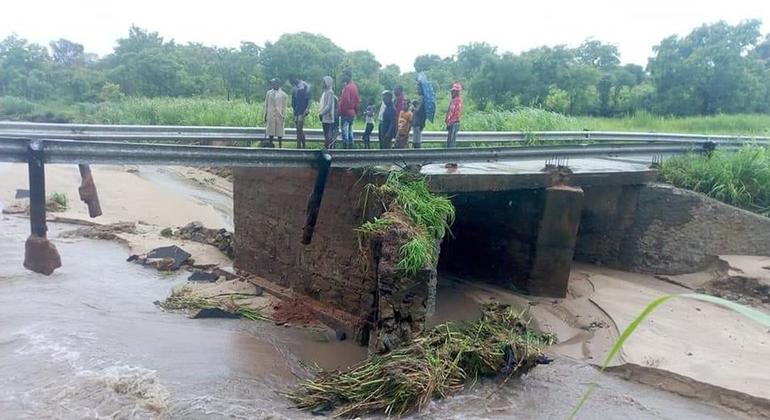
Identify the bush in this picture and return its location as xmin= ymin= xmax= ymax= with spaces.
xmin=661 ymin=146 xmax=770 ymax=215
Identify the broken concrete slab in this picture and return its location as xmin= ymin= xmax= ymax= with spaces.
xmin=188 ymin=271 xmax=220 ymax=282
xmin=191 ymin=307 xmax=240 ymax=319
xmin=145 ymin=245 xmax=191 ymax=270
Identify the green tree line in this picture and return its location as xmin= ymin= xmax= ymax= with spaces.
xmin=2 ymin=20 xmax=769 ymax=117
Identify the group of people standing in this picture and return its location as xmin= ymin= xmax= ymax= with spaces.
xmin=262 ymin=71 xmax=463 ymax=149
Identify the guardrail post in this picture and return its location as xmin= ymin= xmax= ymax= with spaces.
xmin=23 ymin=139 xmax=62 ymax=275
xmin=301 ymin=151 xmax=333 ymax=245
xmin=78 ymin=164 xmax=102 ymax=217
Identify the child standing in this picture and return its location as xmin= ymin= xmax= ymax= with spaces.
xmin=411 ymin=99 xmax=425 ymax=149
xmin=395 ymin=100 xmax=413 ymax=149
xmin=362 ymin=103 xmax=375 ymax=149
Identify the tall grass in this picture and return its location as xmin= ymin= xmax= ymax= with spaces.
xmin=661 ymin=146 xmax=770 ymax=215
xmin=3 ymin=96 xmax=770 ymax=136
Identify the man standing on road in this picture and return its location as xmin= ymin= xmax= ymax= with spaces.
xmin=289 ymin=75 xmax=311 ymax=149
xmin=338 ymin=71 xmax=360 ymax=149
xmin=262 ymin=78 xmax=289 ymax=148
xmin=445 ymin=82 xmax=463 ymax=148
xmin=319 ymin=76 xmax=337 ymax=149
xmin=378 ymin=90 xmax=396 ymax=149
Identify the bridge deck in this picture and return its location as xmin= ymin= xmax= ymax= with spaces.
xmin=423 ymin=156 xmax=658 ymax=192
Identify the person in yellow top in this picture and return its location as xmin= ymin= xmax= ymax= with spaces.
xmin=395 ymin=101 xmax=413 ymax=149
xmin=262 ymin=78 xmax=289 ymax=148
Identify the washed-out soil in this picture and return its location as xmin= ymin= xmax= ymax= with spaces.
xmin=700 ymin=275 xmax=770 ymax=309
xmin=272 ymin=298 xmax=321 ymax=327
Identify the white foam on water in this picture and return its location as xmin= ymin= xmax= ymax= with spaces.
xmin=13 ymin=330 xmax=82 ymax=366
xmin=87 ymin=365 xmax=170 ymax=414
xmin=11 ymin=327 xmax=170 ymax=416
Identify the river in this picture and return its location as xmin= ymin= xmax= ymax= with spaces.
xmin=0 ymin=164 xmax=747 ymax=419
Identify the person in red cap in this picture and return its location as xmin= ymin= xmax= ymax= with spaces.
xmin=445 ymin=82 xmax=463 ymax=148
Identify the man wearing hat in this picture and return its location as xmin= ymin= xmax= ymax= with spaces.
xmin=445 ymin=82 xmax=464 ymax=148
xmin=263 ymin=78 xmax=289 ymax=148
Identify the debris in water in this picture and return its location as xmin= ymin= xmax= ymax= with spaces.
xmin=129 ymin=245 xmax=191 ymax=271
xmin=288 ymin=303 xmax=555 ymax=417
xmin=159 ymin=281 xmax=270 ymax=322
xmin=188 ymin=271 xmax=220 ymax=282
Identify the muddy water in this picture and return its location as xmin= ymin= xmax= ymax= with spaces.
xmin=0 ymin=165 xmax=745 ymax=420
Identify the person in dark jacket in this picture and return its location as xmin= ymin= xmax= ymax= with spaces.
xmin=378 ymin=91 xmax=396 ymax=149
xmin=289 ymin=75 xmax=311 ymax=148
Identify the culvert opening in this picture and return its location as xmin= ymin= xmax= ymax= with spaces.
xmin=438 ymin=189 xmax=546 ymax=291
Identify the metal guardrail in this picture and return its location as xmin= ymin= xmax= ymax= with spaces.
xmin=2 ymin=121 xmax=768 ymax=145
xmin=0 ymin=136 xmax=740 ymax=168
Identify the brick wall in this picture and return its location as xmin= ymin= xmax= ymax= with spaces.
xmin=233 ymin=167 xmax=379 ymax=317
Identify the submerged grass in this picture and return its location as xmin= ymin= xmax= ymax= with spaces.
xmin=359 ymin=171 xmax=455 ymax=276
xmin=661 ymin=145 xmax=770 ymax=216
xmin=288 ymin=303 xmax=553 ymax=417
xmin=159 ymin=286 xmax=268 ymax=321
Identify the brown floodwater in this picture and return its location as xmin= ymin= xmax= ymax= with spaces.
xmin=0 ymin=165 xmax=748 ymax=420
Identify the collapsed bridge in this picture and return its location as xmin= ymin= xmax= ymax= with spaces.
xmin=2 ymin=122 xmax=770 ymax=349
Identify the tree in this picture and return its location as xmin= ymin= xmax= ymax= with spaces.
xmin=50 ymin=39 xmax=85 ymax=67
xmin=413 ymin=54 xmax=443 ymax=72
xmin=260 ymin=32 xmax=345 ymax=96
xmin=576 ymin=39 xmax=620 ymax=70
xmin=0 ymin=34 xmax=52 ymax=98
xmin=648 ymin=20 xmax=767 ymax=115
xmin=456 ymin=42 xmax=497 ymax=78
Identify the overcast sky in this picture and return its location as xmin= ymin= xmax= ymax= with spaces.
xmin=2 ymin=0 xmax=768 ymax=70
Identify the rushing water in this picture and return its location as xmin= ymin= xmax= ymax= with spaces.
xmin=0 ymin=164 xmax=747 ymax=419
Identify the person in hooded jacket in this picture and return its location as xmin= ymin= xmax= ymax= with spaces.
xmin=319 ymin=76 xmax=336 ymax=149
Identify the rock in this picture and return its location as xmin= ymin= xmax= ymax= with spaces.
xmin=188 ymin=271 xmax=219 ymax=282
xmin=191 ymin=307 xmax=240 ymax=319
xmin=253 ymin=285 xmax=264 ymax=297
xmin=2 ymin=202 xmax=27 ymax=215
xmin=23 ymin=235 xmax=62 ymax=275
xmin=146 ymin=245 xmax=191 ymax=270
xmin=160 ymin=227 xmax=173 ymax=238
xmin=15 ymin=189 xmax=29 ymax=199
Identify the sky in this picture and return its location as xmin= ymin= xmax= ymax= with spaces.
xmin=2 ymin=0 xmax=768 ymax=70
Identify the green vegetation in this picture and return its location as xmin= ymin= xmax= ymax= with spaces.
xmin=569 ymin=293 xmax=770 ymax=419
xmin=661 ymin=146 xmax=770 ymax=215
xmin=289 ymin=303 xmax=555 ymax=417
xmin=3 ymin=20 xmax=770 ymax=125
xmin=49 ymin=192 xmax=68 ymax=209
xmin=3 ymin=96 xmax=769 ymax=137
xmin=358 ymin=172 xmax=455 ymax=276
xmin=160 ymin=285 xmax=268 ymax=321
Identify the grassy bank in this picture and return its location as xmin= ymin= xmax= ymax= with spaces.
xmin=2 ymin=96 xmax=770 ymax=136
xmin=661 ymin=146 xmax=770 ymax=216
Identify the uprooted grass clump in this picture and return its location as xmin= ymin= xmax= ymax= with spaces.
xmin=288 ymin=303 xmax=555 ymax=417
xmin=159 ymin=285 xmax=268 ymax=321
xmin=358 ymin=171 xmax=455 ymax=275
